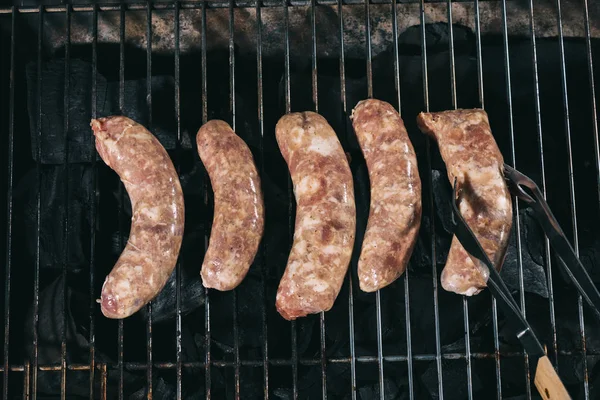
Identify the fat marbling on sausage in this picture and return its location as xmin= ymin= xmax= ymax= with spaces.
xmin=275 ymin=112 xmax=356 ymax=320
xmin=351 ymin=99 xmax=422 ymax=292
xmin=417 ymin=109 xmax=512 ymax=296
xmin=91 ymin=116 xmax=185 ymax=319
xmin=196 ymin=120 xmax=265 ymax=291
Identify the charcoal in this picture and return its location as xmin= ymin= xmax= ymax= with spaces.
xmin=15 ymin=164 xmax=95 ymax=272
xmin=500 ymin=210 xmax=549 ymax=298
xmin=26 ymin=58 xmax=181 ymax=165
xmin=22 ymin=275 xmax=145 ymax=399
xmin=357 ymin=378 xmax=401 ymax=400
xmin=420 ymin=359 xmax=484 ymax=400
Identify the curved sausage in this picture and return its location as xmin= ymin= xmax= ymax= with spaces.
xmin=91 ymin=116 xmax=185 ymax=319
xmin=196 ymin=120 xmax=264 ymax=291
xmin=416 ymin=109 xmax=513 ymax=296
xmin=275 ymin=112 xmax=356 ymax=320
xmin=351 ymin=99 xmax=422 ymax=292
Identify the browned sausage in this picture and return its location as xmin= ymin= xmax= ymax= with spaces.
xmin=351 ymin=99 xmax=422 ymax=292
xmin=196 ymin=120 xmax=265 ymax=291
xmin=91 ymin=116 xmax=185 ymax=319
xmin=416 ymin=109 xmax=513 ymax=296
xmin=275 ymin=112 xmax=356 ymax=320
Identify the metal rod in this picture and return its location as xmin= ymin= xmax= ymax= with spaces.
xmin=420 ymin=1 xmax=444 ymax=398
xmin=145 ymin=3 xmax=157 ymax=396
xmin=0 ymin=0 xmax=524 ymax=14
xmin=3 ymin=8 xmax=16 ymax=400
xmin=282 ymin=1 xmax=297 ymax=398
xmin=374 ymin=291 xmax=384 ymax=399
xmin=500 ymin=1 xmax=532 ymax=397
xmin=89 ymin=5 xmax=99 ymax=400
xmin=60 ymin=6 xmax=72 ymax=399
xmin=527 ymin=0 xmax=559 ymax=371
xmin=582 ymin=0 xmax=600 ymax=219
xmin=311 ymin=0 xmax=318 ymax=113
xmin=228 ymin=2 xmax=242 ymax=398
xmin=391 ymin=0 xmax=401 ymax=111
xmin=472 ymin=0 xmax=502 ymax=395
xmin=308 ymin=1 xmax=327 ymax=397
xmin=32 ymin=7 xmax=44 ymax=399
xmin=174 ymin=2 xmax=183 ymax=399
xmin=474 ymin=0 xmax=484 ymax=108
xmin=200 ymin=3 xmax=211 ymax=398
xmin=446 ymin=4 xmax=474 ymax=398
xmin=283 ymin=0 xmax=291 ymax=114
xmin=338 ymin=1 xmax=356 ymax=398
xmin=117 ymin=5 xmax=126 ymax=399
xmin=0 ymin=349 xmax=583 ymax=373
xmin=364 ymin=0 xmax=372 ymax=98
xmin=555 ymin=0 xmax=589 ymax=396
xmin=255 ymin=1 xmax=270 ymax=398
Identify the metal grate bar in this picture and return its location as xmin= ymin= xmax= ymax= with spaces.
xmin=173 ymin=2 xmax=183 ymax=398
xmin=555 ymin=0 xmax=590 ymax=397
xmin=390 ymin=1 xmax=416 ymax=397
xmin=445 ymin=3 xmax=475 ymax=399
xmin=0 ymin=0 xmax=525 ymax=14
xmin=362 ymin=1 xmax=384 ymax=397
xmin=364 ymin=0 xmax=372 ymax=99
xmin=308 ymin=1 xmax=328 ymax=398
xmin=419 ymin=1 xmax=444 ymax=398
xmin=281 ymin=2 xmax=298 ymax=399
xmin=3 ymin=8 xmax=16 ymax=400
xmin=1 ymin=349 xmax=575 ymax=372
xmin=474 ymin=0 xmax=484 ymax=108
xmin=255 ymin=2 xmax=270 ymax=398
xmin=500 ymin=1 xmax=532 ymax=397
xmin=337 ymin=1 xmax=357 ymax=398
xmin=227 ymin=2 xmax=242 ymax=398
xmin=117 ymin=5 xmax=126 ymax=399
xmin=32 ymin=7 xmax=44 ymax=399
xmin=527 ymin=0 xmax=559 ymax=373
xmin=24 ymin=362 xmax=30 ymax=400
xmin=582 ymin=0 xmax=600 ymax=209
xmin=144 ymin=1 xmax=154 ymax=387
xmin=89 ymin=5 xmax=99 ymax=400
xmin=200 ymin=2 xmax=212 ymax=399
xmin=471 ymin=1 xmax=502 ymax=396
xmin=60 ymin=6 xmax=72 ymax=399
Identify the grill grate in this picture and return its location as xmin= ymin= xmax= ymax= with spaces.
xmin=1 ymin=1 xmax=600 ymax=399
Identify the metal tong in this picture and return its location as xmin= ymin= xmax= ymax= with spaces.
xmin=502 ymin=164 xmax=600 ymax=321
xmin=450 ymin=167 xmax=583 ymax=400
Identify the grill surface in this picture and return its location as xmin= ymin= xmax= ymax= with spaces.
xmin=1 ymin=1 xmax=600 ymax=399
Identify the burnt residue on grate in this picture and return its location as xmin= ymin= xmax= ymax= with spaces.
xmin=1 ymin=7 xmax=600 ymax=400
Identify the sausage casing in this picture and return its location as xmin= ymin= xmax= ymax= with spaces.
xmin=275 ymin=112 xmax=356 ymax=320
xmin=417 ymin=109 xmax=512 ymax=296
xmin=196 ymin=120 xmax=265 ymax=291
xmin=91 ymin=116 xmax=185 ymax=319
xmin=351 ymin=99 xmax=422 ymax=292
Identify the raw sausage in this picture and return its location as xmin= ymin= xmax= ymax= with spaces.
xmin=91 ymin=116 xmax=185 ymax=319
xmin=351 ymin=99 xmax=422 ymax=292
xmin=275 ymin=112 xmax=356 ymax=320
xmin=196 ymin=120 xmax=264 ymax=291
xmin=417 ymin=109 xmax=512 ymax=296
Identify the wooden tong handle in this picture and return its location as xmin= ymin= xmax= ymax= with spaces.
xmin=534 ymin=356 xmax=571 ymax=400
